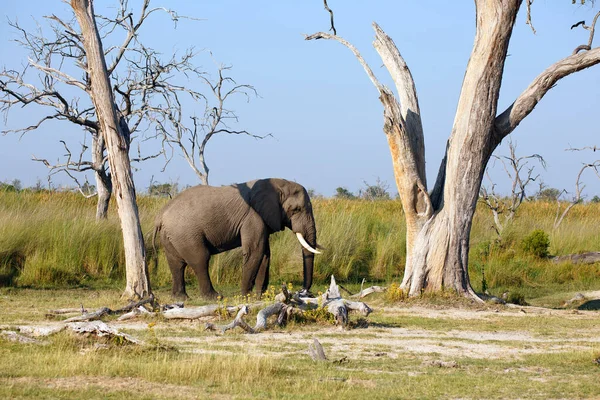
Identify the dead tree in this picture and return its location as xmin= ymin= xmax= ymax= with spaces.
xmin=307 ymin=3 xmax=600 ymax=299
xmin=553 ymin=146 xmax=600 ymax=229
xmin=0 ymin=1 xmax=198 ymax=219
xmin=480 ymin=139 xmax=545 ymax=236
xmin=150 ymin=63 xmax=267 ymax=185
xmin=69 ymin=0 xmax=151 ymax=298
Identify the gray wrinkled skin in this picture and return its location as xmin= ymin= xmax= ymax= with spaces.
xmin=154 ymin=178 xmax=318 ymax=299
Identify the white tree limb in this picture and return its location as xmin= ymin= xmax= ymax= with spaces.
xmin=495 ymin=48 xmax=600 ymax=139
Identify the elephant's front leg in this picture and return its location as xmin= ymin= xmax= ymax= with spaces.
xmin=240 ymin=216 xmax=269 ymax=296
xmin=254 ymin=241 xmax=271 ymax=295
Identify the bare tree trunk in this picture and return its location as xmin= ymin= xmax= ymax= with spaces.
xmin=95 ymin=172 xmax=111 ymax=220
xmin=91 ymin=131 xmax=112 ymax=220
xmin=71 ymin=0 xmax=150 ymax=299
xmin=308 ymin=2 xmax=600 ymax=299
xmin=400 ymin=2 xmax=520 ymax=297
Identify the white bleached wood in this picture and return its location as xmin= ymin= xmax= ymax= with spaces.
xmin=162 ymin=304 xmax=237 ymax=320
xmin=116 ymin=306 xmax=153 ymax=321
xmin=552 ymin=252 xmax=600 ymax=265
xmin=18 ymin=325 xmax=66 ymax=337
xmin=63 ymin=307 xmax=111 ymax=323
xmin=71 ymin=0 xmax=150 ymax=299
xmin=66 ymin=321 xmax=143 ymax=344
xmin=0 ymin=331 xmax=41 ymax=344
xmin=350 ymin=286 xmax=387 ymax=299
xmin=495 ymin=48 xmax=600 ymax=139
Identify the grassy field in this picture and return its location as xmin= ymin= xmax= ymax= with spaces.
xmin=1 ymin=191 xmax=600 ymax=398
xmin=1 ymin=190 xmax=599 ymax=302
xmin=1 ymin=288 xmax=600 ymax=399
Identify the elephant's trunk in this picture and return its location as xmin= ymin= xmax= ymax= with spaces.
xmin=295 ymin=222 xmax=318 ymax=292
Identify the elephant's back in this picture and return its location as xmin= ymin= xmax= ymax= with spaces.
xmin=158 ymin=184 xmax=251 ymax=242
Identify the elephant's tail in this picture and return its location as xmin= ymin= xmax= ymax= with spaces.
xmin=152 ymin=219 xmax=162 ymax=256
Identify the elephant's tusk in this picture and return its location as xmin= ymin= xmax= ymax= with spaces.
xmin=296 ymin=233 xmax=321 ymax=254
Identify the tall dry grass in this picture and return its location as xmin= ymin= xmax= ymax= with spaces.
xmin=1 ymin=190 xmax=599 ymax=297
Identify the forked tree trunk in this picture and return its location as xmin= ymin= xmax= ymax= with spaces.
xmin=71 ymin=0 xmax=150 ymax=299
xmin=307 ymin=0 xmax=600 ymax=299
xmin=400 ymin=2 xmax=520 ymax=296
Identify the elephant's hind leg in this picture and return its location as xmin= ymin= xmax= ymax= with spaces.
xmin=186 ymin=246 xmax=219 ymax=300
xmin=162 ymin=239 xmax=188 ymax=300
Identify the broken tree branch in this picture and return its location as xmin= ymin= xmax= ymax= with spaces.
xmin=322 ymin=0 xmax=337 ymax=35
xmin=571 ymin=11 xmax=600 ymax=55
xmin=495 ymin=27 xmax=600 ymax=139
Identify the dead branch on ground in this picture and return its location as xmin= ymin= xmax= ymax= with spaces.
xmin=42 ymin=277 xmax=382 ymax=337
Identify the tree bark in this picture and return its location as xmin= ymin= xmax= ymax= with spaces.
xmin=309 ymin=0 xmax=600 ymax=299
xmin=91 ymin=131 xmax=112 ymax=220
xmin=401 ymin=1 xmax=521 ymax=297
xmin=71 ymin=0 xmax=150 ymax=299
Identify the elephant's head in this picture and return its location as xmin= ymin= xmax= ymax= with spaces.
xmin=250 ymin=178 xmax=320 ymax=292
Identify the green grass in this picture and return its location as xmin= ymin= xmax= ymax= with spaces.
xmin=1 ymin=191 xmax=600 ymax=303
xmin=1 ymin=298 xmax=600 ymax=399
xmin=2 ymin=287 xmax=600 ymax=399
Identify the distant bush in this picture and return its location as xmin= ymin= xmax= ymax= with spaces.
xmin=359 ymin=178 xmax=391 ymax=201
xmin=0 ymin=179 xmax=22 ymax=192
xmin=591 ymin=195 xmax=600 ymax=204
xmin=521 ymin=229 xmax=550 ymax=258
xmin=148 ymin=182 xmax=179 ymax=198
xmin=334 ymin=187 xmax=356 ymax=200
xmin=536 ymin=187 xmax=561 ymax=202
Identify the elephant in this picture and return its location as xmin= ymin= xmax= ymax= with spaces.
xmin=153 ymin=178 xmax=321 ymax=299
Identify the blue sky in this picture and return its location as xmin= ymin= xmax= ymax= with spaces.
xmin=1 ymin=1 xmax=599 ymax=198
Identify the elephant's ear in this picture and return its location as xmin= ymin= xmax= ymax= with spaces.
xmin=250 ymin=179 xmax=283 ymax=232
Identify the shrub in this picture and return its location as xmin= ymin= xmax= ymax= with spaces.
xmin=521 ymin=229 xmax=550 ymax=258
xmin=359 ymin=178 xmax=391 ymax=201
xmin=506 ymin=291 xmax=528 ymax=306
xmin=385 ymin=282 xmax=407 ymax=302
xmin=536 ymin=187 xmax=561 ymax=202
xmin=335 ymin=187 xmax=356 ymax=199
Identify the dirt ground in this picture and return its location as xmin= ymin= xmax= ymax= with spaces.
xmin=2 ymin=289 xmax=600 ymax=399
xmin=9 ymin=301 xmax=600 ymax=361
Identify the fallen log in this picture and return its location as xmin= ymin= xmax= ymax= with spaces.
xmin=45 ymin=276 xmax=373 ymax=333
xmin=117 ymin=306 xmax=153 ymax=321
xmin=552 ymin=252 xmax=600 ymax=265
xmin=54 ymin=295 xmax=156 ymax=323
xmin=66 ymin=321 xmax=143 ymax=345
xmin=112 ymin=295 xmax=156 ymax=314
xmin=205 ymin=305 xmax=254 ymax=333
xmin=206 ymin=276 xmax=374 ymax=333
xmin=351 ymin=286 xmax=387 ymax=299
xmin=295 ymin=276 xmax=373 ymax=326
xmin=162 ymin=304 xmax=238 ymax=320
xmin=18 ymin=324 xmax=65 ymax=337
xmin=2 ymin=320 xmax=142 ymax=345
xmin=0 ymin=330 xmax=41 ymax=344
xmin=205 ymin=303 xmax=289 ymax=333
xmin=46 ymin=307 xmax=87 ymax=316
xmin=63 ymin=307 xmax=111 ymax=323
